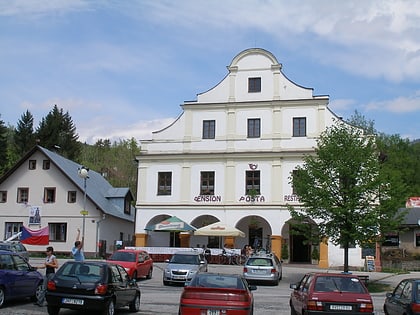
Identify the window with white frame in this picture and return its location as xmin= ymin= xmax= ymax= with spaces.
xmin=245 ymin=170 xmax=260 ymax=195
xmin=0 ymin=191 xmax=7 ymax=203
xmin=157 ymin=172 xmax=172 ymax=195
xmin=247 ymin=118 xmax=261 ymax=138
xmin=202 ymin=120 xmax=215 ymax=139
xmin=44 ymin=187 xmax=56 ymax=203
xmin=200 ymin=171 xmax=215 ymax=195
xmin=49 ymin=223 xmax=66 ymax=242
xmin=293 ymin=117 xmax=306 ymax=137
xmin=17 ymin=188 xmax=29 ymax=203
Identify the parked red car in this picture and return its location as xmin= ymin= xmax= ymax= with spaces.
xmin=107 ymin=249 xmax=153 ymax=280
xmin=290 ymin=272 xmax=374 ymax=315
xmin=179 ymin=272 xmax=256 ymax=315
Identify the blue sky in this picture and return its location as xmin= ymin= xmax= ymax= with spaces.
xmin=1 ymin=0 xmax=419 ymax=144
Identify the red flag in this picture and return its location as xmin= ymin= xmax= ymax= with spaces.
xmin=20 ymin=226 xmax=49 ymax=245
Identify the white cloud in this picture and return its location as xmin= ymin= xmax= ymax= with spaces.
xmin=77 ymin=118 xmax=175 ymax=144
xmin=365 ymin=92 xmax=420 ymax=113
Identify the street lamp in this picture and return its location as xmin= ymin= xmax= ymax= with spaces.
xmin=78 ymin=166 xmax=89 ymax=242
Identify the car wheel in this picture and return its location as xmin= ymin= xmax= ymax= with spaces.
xmin=32 ymin=282 xmax=43 ymax=302
xmin=102 ymin=299 xmax=115 ymax=315
xmin=132 ymin=271 xmax=138 ymax=280
xmin=383 ymin=305 xmax=389 ymax=315
xmin=146 ymin=268 xmax=153 ymax=279
xmin=0 ymin=287 xmax=5 ymax=308
xmin=129 ymin=293 xmax=141 ymax=312
xmin=47 ymin=305 xmax=60 ymax=315
xmin=163 ymin=280 xmax=169 ymax=286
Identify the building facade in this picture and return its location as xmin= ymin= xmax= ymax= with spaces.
xmin=0 ymin=146 xmax=135 ymax=257
xmin=135 ymin=48 xmax=365 ymax=268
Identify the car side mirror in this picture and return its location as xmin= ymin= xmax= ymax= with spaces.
xmin=290 ymin=283 xmax=298 ymax=290
xmin=249 ymin=285 xmax=257 ymax=291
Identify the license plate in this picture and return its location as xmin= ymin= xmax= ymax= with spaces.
xmin=330 ymin=304 xmax=352 ymax=311
xmin=173 ymin=275 xmax=185 ymax=280
xmin=62 ymin=298 xmax=84 ymax=305
xmin=207 ymin=310 xmax=220 ymax=315
xmin=253 ymin=269 xmax=266 ymax=274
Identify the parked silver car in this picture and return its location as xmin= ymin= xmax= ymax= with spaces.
xmin=163 ymin=250 xmax=208 ymax=285
xmin=243 ymin=252 xmax=282 ymax=285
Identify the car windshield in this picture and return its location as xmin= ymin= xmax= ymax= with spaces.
xmin=314 ymin=276 xmax=366 ymax=293
xmin=190 ymin=274 xmax=245 ymax=289
xmin=0 ymin=244 xmax=11 ymax=250
xmin=170 ymin=254 xmax=199 ymax=264
xmin=57 ymin=263 xmax=105 ymax=282
xmin=247 ymin=258 xmax=273 ymax=266
xmin=109 ymin=252 xmax=136 ymax=262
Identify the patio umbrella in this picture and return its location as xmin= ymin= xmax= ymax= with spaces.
xmin=194 ymin=221 xmax=245 ymax=237
xmin=145 ymin=216 xmax=196 ymax=232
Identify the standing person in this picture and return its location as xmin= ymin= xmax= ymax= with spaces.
xmin=71 ymin=228 xmax=85 ymax=261
xmin=35 ymin=246 xmax=58 ymax=306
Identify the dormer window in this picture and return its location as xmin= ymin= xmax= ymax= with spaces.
xmin=248 ymin=77 xmax=261 ymax=93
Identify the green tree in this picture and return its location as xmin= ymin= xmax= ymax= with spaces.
xmin=36 ymin=105 xmax=81 ymax=160
xmin=14 ymin=110 xmax=36 ymax=156
xmin=290 ymin=122 xmax=405 ymax=272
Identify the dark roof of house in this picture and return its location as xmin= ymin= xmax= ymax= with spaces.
xmin=0 ymin=145 xmax=134 ymax=222
xmin=398 ymin=207 xmax=420 ymax=226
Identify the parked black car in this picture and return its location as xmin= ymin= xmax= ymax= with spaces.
xmin=0 ymin=249 xmax=43 ymax=308
xmin=384 ymin=278 xmax=420 ymax=315
xmin=46 ymin=260 xmax=141 ymax=315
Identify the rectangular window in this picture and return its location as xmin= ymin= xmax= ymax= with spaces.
xmin=0 ymin=191 xmax=7 ymax=203
xmin=17 ymin=188 xmax=29 ymax=203
xmin=202 ymin=120 xmax=215 ymax=139
xmin=4 ymin=222 xmax=23 ymax=240
xmin=293 ymin=117 xmax=307 ymax=137
xmin=247 ymin=118 xmax=261 ymax=138
xmin=200 ymin=171 xmax=215 ymax=195
xmin=29 ymin=160 xmax=36 ymax=170
xmin=382 ymin=233 xmax=399 ymax=246
xmin=416 ymin=232 xmax=420 ymax=247
xmin=248 ymin=77 xmax=261 ymax=93
xmin=67 ymin=191 xmax=77 ymax=203
xmin=49 ymin=223 xmax=66 ymax=242
xmin=157 ymin=172 xmax=172 ymax=195
xmin=43 ymin=160 xmax=51 ymax=169
xmin=44 ymin=188 xmax=56 ymax=203
xmin=245 ymin=170 xmax=260 ymax=195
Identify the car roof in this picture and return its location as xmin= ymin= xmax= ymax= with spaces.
xmin=174 ymin=250 xmax=201 ymax=255
xmin=309 ymin=272 xmax=363 ymax=278
xmin=0 ymin=249 xmax=20 ymax=255
xmin=113 ymin=249 xmax=146 ymax=253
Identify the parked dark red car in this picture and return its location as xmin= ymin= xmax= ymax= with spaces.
xmin=107 ymin=249 xmax=153 ymax=280
xmin=179 ymin=272 xmax=256 ymax=315
xmin=290 ymin=272 xmax=374 ymax=315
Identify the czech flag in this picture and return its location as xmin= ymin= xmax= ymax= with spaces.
xmin=20 ymin=226 xmax=49 ymax=245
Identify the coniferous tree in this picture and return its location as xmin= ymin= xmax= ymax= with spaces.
xmin=36 ymin=105 xmax=81 ymax=160
xmin=14 ymin=110 xmax=36 ymax=155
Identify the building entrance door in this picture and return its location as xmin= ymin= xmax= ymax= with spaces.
xmin=290 ymin=233 xmax=310 ymax=263
xmin=249 ymin=227 xmax=262 ymax=250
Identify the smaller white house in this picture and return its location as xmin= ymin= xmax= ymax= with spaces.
xmin=0 ymin=145 xmax=135 ymax=257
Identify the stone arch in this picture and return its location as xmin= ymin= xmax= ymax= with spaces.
xmin=282 ymin=218 xmax=318 ymax=263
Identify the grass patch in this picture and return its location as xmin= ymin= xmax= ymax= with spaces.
xmin=367 ymin=282 xmax=393 ymax=293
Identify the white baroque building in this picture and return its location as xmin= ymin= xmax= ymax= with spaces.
xmin=134 ymin=48 xmax=365 ymax=268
